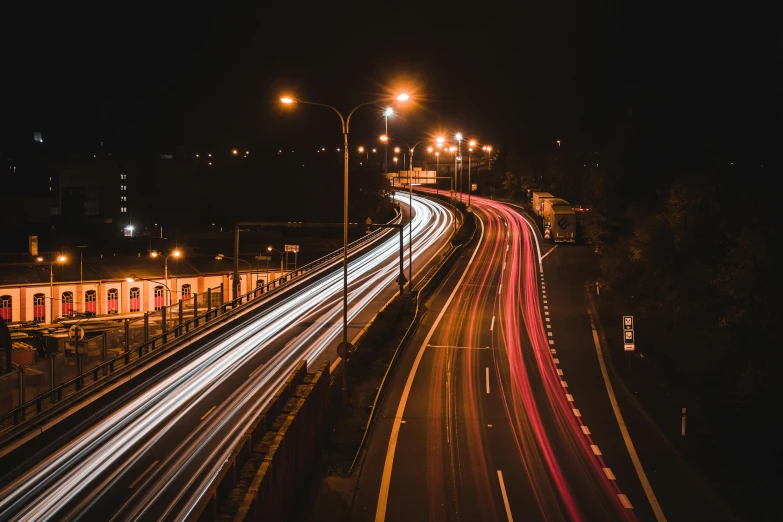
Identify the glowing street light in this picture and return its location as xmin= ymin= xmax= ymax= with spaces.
xmin=232 ymin=149 xmax=239 ymax=155
xmin=42 ymin=255 xmax=67 ymax=322
xmin=278 ymin=90 xmax=412 ymax=400
xmin=150 ymin=250 xmax=181 ymax=307
xmin=436 ymin=136 xmax=445 ymax=144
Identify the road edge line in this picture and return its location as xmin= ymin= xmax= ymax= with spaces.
xmin=374 ymin=217 xmax=485 ymax=522
xmin=587 ymin=307 xmax=667 ymax=522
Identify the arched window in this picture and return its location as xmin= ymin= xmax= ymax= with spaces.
xmin=61 ymin=291 xmax=74 ymax=316
xmin=154 ymin=286 xmax=165 ymax=310
xmin=129 ymin=287 xmax=141 ymax=312
xmin=33 ymin=293 xmax=46 ymax=322
xmin=85 ymin=290 xmax=97 ymax=313
xmin=0 ymin=295 xmax=11 ymax=321
xmin=181 ymin=283 xmax=192 ymax=301
xmin=107 ymin=288 xmax=119 ymax=314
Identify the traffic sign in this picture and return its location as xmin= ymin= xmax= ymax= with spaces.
xmin=284 ymin=244 xmax=299 ymax=253
xmin=544 ymin=228 xmax=551 ymax=239
xmin=68 ymin=325 xmax=85 ymax=341
xmin=337 ymin=341 xmax=354 ymax=360
xmin=255 ymin=255 xmax=271 ymax=261
xmin=623 ymin=316 xmax=634 ymax=330
xmin=624 ymin=329 xmax=635 ymax=351
xmin=471 ymin=183 xmax=477 ymax=191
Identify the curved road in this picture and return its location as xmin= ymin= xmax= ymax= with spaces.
xmin=353 ymin=193 xmax=651 ymax=521
xmin=0 ymin=194 xmax=454 ymax=521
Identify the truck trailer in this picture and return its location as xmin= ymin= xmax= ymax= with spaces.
xmin=531 ymin=191 xmax=554 ymax=216
xmin=542 ymin=198 xmax=576 ymax=243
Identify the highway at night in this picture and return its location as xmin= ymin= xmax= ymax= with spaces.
xmin=0 ymin=194 xmax=454 ymax=522
xmin=352 ymin=193 xmax=661 ymax=521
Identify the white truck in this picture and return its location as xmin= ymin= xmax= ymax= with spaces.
xmin=531 ymin=191 xmax=554 ymax=216
xmin=541 ymin=198 xmax=576 ymax=243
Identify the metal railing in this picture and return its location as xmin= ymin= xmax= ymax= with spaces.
xmin=0 ymin=213 xmax=401 ymax=435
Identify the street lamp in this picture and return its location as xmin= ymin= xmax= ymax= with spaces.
xmin=44 ymin=255 xmax=67 ymax=322
xmin=215 ymin=254 xmax=253 ymax=293
xmin=383 ymin=107 xmax=394 ymax=173
xmin=455 ymin=132 xmax=463 ymax=202
xmin=126 ymin=274 xmax=171 ymax=308
xmin=266 ymin=246 xmax=284 ymax=279
xmin=151 ymin=250 xmax=181 ymax=307
xmin=468 ymin=140 xmax=477 ymax=206
xmin=280 ymin=92 xmax=410 ymax=388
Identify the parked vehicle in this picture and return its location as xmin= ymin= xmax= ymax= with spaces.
xmin=541 ymin=198 xmax=576 ymax=243
xmin=531 ymin=192 xmax=554 ymax=216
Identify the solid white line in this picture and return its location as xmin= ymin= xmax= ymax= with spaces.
xmin=490 ymin=316 xmax=495 ymax=331
xmin=200 ymin=405 xmax=217 ymax=420
xmin=375 ymin=218 xmax=485 ymax=522
xmin=486 ymin=367 xmax=490 ymax=394
xmin=128 ymin=460 xmax=159 ymax=489
xmin=541 ymin=245 xmax=559 ymax=260
xmin=497 ymin=470 xmax=515 ymax=522
xmin=589 ymin=310 xmax=667 ymax=521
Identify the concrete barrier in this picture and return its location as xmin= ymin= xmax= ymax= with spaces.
xmin=185 ymin=359 xmax=329 ymax=521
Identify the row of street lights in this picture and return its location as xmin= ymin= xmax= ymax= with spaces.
xmin=279 ymin=93 xmax=410 ymax=378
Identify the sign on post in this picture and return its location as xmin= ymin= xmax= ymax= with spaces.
xmin=254 ymin=255 xmax=271 ymax=261
xmin=68 ymin=325 xmax=85 ymax=341
xmin=623 ymin=316 xmax=634 ymax=330
xmin=624 ymin=329 xmax=635 ymax=351
xmin=284 ymin=244 xmax=299 ymax=253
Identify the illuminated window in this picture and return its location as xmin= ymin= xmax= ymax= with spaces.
xmin=61 ymin=291 xmax=74 ymax=316
xmin=120 ymin=174 xmax=127 ymax=180
xmin=0 ymin=295 xmax=11 ymax=321
xmin=154 ymin=286 xmax=164 ymax=310
xmin=121 ymin=196 xmax=126 ymax=202
xmin=107 ymin=288 xmax=119 ymax=314
xmin=181 ymin=283 xmax=192 ymax=301
xmin=120 ymin=185 xmax=126 ymax=191
xmin=129 ymin=287 xmax=140 ymax=312
xmin=33 ymin=293 xmax=46 ymax=321
xmin=85 ymin=290 xmax=96 ymax=313
xmin=120 ymin=207 xmax=127 ymax=213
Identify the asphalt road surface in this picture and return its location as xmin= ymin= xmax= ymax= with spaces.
xmin=352 ymin=193 xmax=662 ymax=521
xmin=0 ymin=194 xmax=454 ymax=522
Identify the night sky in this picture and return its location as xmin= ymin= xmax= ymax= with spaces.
xmin=2 ymin=2 xmax=780 ymax=166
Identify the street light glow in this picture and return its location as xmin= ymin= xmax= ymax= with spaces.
xmin=150 ymin=251 xmax=160 ymax=258
xmin=436 ymin=137 xmax=445 ymax=144
xmin=36 ymin=257 xmax=44 ymax=262
xmin=396 ymin=93 xmax=410 ymax=101
xmin=358 ymin=146 xmax=365 ymax=153
xmin=232 ymin=149 xmax=238 ymax=155
xmin=428 ymin=146 xmax=433 ymax=152
xmin=394 ymin=146 xmax=400 ymax=153
xmin=469 ymin=140 xmax=477 ymax=147
xmin=455 ymin=132 xmax=463 ymax=141
xmin=379 ymin=135 xmax=389 ymax=142
xmin=280 ymin=97 xmax=294 ymax=104
xmin=126 ymin=275 xmax=136 ymax=283
xmin=372 ymin=148 xmax=377 ymax=153
xmin=172 ymin=250 xmax=181 ymax=258
xmin=384 ymin=107 xmax=394 ymax=117
xmin=57 ymin=255 xmax=67 ymax=263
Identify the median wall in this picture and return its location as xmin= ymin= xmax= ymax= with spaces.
xmin=186 ymin=359 xmax=330 ymax=522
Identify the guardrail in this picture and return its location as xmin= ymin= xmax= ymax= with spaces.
xmin=347 ymin=198 xmax=477 ymax=474
xmin=0 ymin=213 xmax=401 ymax=435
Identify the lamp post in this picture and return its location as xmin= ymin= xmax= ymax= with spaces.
xmin=215 ymin=254 xmax=253 ymax=293
xmin=46 ymin=255 xmax=67 ymax=322
xmin=151 ymin=249 xmax=181 ymax=307
xmin=126 ymin=274 xmax=171 ymax=309
xmin=455 ymin=133 xmax=463 ymax=202
xmin=266 ymin=246 xmax=284 ymax=280
xmin=383 ymin=107 xmax=394 ymax=173
xmin=379 ymin=135 xmax=430 ymax=290
xmin=281 ymin=92 xmax=409 ymax=396
xmin=468 ymin=139 xmax=477 ymax=206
